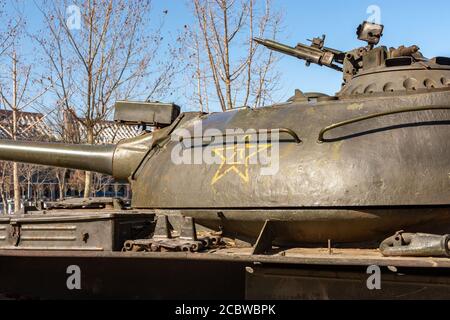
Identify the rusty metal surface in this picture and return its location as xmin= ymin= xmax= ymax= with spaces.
xmin=123 ymin=215 xmax=223 ymax=252
xmin=44 ymin=197 xmax=124 ymax=210
xmin=380 ymin=231 xmax=450 ymax=257
xmin=2 ymin=247 xmax=450 ymax=269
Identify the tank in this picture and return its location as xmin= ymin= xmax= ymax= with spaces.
xmin=0 ymin=21 xmax=449 ymax=247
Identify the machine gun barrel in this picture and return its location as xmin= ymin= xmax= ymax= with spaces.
xmin=0 ymin=139 xmax=115 ymax=175
xmin=253 ymin=38 xmax=343 ymax=71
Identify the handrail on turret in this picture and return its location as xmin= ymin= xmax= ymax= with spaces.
xmin=318 ymin=106 xmax=450 ymax=143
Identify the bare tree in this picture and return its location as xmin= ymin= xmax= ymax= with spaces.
xmin=67 ymin=170 xmax=85 ymax=197
xmin=184 ymin=27 xmax=210 ymax=113
xmin=0 ymin=162 xmax=11 ymax=213
xmin=0 ymin=0 xmax=21 ymax=57
xmin=190 ymin=0 xmax=282 ymax=111
xmin=36 ymin=0 xmax=184 ymax=197
xmin=41 ymin=106 xmax=81 ymax=200
xmin=0 ymin=2 xmax=54 ymax=212
xmin=92 ymin=173 xmax=114 ymax=197
xmin=0 ymin=50 xmax=53 ymax=212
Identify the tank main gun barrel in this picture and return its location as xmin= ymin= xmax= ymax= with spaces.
xmin=253 ymin=37 xmax=344 ymax=72
xmin=0 ymin=133 xmax=153 ymax=181
xmin=0 ymin=139 xmax=115 ymax=175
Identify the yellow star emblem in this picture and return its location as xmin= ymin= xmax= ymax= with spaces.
xmin=211 ymin=137 xmax=271 ymax=185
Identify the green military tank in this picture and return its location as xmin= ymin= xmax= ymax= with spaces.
xmin=0 ymin=21 xmax=449 ymax=259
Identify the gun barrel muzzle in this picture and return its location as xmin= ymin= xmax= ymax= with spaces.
xmin=254 ymin=37 xmax=323 ymax=64
xmin=253 ymin=37 xmax=342 ymax=71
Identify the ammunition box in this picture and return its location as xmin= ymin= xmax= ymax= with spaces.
xmin=0 ymin=212 xmax=154 ymax=251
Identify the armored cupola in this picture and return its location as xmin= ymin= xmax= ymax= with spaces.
xmin=339 ymin=22 xmax=450 ymax=96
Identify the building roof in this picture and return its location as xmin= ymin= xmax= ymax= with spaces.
xmin=0 ymin=110 xmax=55 ymax=140
xmin=92 ymin=120 xmax=142 ymax=144
xmin=0 ymin=109 xmax=141 ymax=143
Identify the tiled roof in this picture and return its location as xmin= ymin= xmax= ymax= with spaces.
xmin=0 ymin=110 xmax=55 ymax=140
xmin=92 ymin=120 xmax=142 ymax=144
xmin=0 ymin=110 xmax=141 ymax=143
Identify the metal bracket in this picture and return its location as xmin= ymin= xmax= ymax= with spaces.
xmin=153 ymin=215 xmax=173 ymax=239
xmin=123 ymin=215 xmax=222 ymax=253
xmin=252 ymin=220 xmax=275 ymax=255
xmin=180 ymin=216 xmax=198 ymax=241
xmin=380 ymin=231 xmax=450 ymax=257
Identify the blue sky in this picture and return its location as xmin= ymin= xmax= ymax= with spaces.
xmin=7 ymin=0 xmax=450 ymax=107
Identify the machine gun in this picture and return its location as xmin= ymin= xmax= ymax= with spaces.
xmin=253 ymin=35 xmax=345 ymax=72
xmin=254 ymin=22 xmax=385 ymax=77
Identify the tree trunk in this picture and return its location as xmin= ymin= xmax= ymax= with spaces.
xmin=83 ymin=128 xmax=94 ymax=198
xmin=0 ymin=184 xmax=6 ymax=214
xmin=58 ymin=169 xmax=67 ymax=200
xmin=222 ymin=4 xmax=233 ymax=110
xmin=12 ymin=163 xmax=20 ymax=212
xmin=27 ymin=178 xmax=32 ymax=199
xmin=84 ymin=169 xmax=93 ymax=199
xmin=12 ymin=52 xmax=21 ymax=212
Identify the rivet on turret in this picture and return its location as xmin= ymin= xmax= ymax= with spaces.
xmin=364 ymin=84 xmax=377 ymax=94
xmin=383 ymin=82 xmax=396 ymax=93
xmin=424 ymin=79 xmax=437 ymax=89
xmin=403 ymin=78 xmax=418 ymax=91
xmin=351 ymin=85 xmax=363 ymax=95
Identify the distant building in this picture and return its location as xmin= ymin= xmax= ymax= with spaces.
xmin=0 ymin=109 xmax=140 ymax=142
xmin=0 ymin=110 xmax=55 ymax=140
